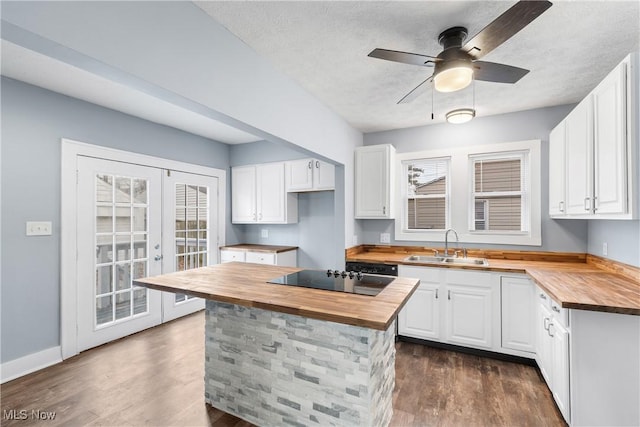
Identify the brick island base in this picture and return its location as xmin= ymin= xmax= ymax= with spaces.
xmin=204 ymin=301 xmax=396 ymax=427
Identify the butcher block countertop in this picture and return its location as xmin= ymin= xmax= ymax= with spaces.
xmin=134 ymin=262 xmax=420 ymax=330
xmin=347 ymin=246 xmax=640 ymax=316
xmin=219 ymin=244 xmax=298 ymax=253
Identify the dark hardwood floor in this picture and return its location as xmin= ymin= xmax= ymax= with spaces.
xmin=1 ymin=311 xmax=565 ymax=426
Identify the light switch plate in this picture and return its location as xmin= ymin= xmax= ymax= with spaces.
xmin=261 ymin=229 xmax=269 ymax=238
xmin=26 ymin=221 xmax=52 ymax=236
xmin=380 ymin=233 xmax=391 ymax=244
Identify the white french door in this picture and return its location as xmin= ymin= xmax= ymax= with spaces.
xmin=161 ymin=170 xmax=218 ymax=322
xmin=77 ymin=157 xmax=164 ymax=351
xmin=76 ymin=157 xmax=220 ymax=352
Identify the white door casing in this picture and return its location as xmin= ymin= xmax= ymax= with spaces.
xmin=61 ymin=139 xmax=226 ymax=359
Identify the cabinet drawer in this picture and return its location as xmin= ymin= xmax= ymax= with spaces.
xmin=246 ymin=251 xmax=276 ymax=265
xmin=537 ymin=288 xmax=569 ymax=328
xmin=220 ymin=250 xmax=245 ymax=263
xmin=550 ymin=299 xmax=569 ymax=328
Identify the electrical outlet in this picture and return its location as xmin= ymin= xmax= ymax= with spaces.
xmin=261 ymin=229 xmax=269 ymax=238
xmin=380 ymin=233 xmax=391 ymax=244
xmin=26 ymin=221 xmax=52 ymax=236
xmin=603 ymin=242 xmax=608 ymax=256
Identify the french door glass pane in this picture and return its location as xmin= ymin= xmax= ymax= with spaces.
xmin=174 ymin=182 xmax=210 ymax=303
xmin=95 ymin=174 xmax=149 ymax=328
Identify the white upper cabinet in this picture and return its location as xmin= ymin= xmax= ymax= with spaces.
xmin=549 ymin=121 xmax=567 ymax=216
xmin=565 ymin=97 xmax=593 ymax=215
xmin=592 ymin=62 xmax=628 ymax=214
xmin=285 ymin=158 xmax=335 ymax=192
xmin=232 ymin=163 xmax=298 ymax=224
xmin=550 ymin=53 xmax=637 ymax=219
xmin=231 ymin=166 xmax=256 ymax=223
xmin=355 ymin=144 xmax=395 ymax=218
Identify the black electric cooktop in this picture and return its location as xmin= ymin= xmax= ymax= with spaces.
xmin=267 ymin=270 xmax=395 ymax=296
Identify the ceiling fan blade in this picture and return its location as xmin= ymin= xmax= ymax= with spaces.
xmin=463 ymin=0 xmax=552 ymax=60
xmin=397 ymin=76 xmax=433 ymax=104
xmin=368 ymin=48 xmax=439 ymax=67
xmin=473 ymin=61 xmax=529 ymax=83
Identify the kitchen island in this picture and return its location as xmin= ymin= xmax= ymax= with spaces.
xmin=134 ymin=262 xmax=419 ymax=427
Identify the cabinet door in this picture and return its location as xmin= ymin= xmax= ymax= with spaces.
xmin=256 ymin=163 xmax=286 ymax=223
xmin=398 ymin=282 xmax=441 ymax=340
xmin=286 ymin=159 xmax=314 ymax=192
xmin=445 ymin=284 xmax=492 ymax=349
xmin=313 ymin=160 xmax=335 ymax=191
xmin=501 ymin=276 xmax=535 ymax=353
xmin=565 ymin=98 xmax=593 ymax=215
xmin=593 ymin=61 xmax=627 ymax=215
xmin=536 ymin=301 xmax=553 ymax=386
xmin=548 ymin=122 xmax=567 ymax=216
xmin=550 ymin=321 xmax=571 ymax=423
xmin=355 ymin=145 xmax=393 ymax=218
xmin=231 ymin=166 xmax=256 ymax=223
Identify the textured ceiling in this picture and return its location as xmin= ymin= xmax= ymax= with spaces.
xmin=196 ymin=1 xmax=640 ymax=133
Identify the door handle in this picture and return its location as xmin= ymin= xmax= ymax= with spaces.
xmin=154 ymin=255 xmax=163 ymax=261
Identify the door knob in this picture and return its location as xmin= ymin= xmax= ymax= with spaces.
xmin=154 ymin=255 xmax=163 ymax=261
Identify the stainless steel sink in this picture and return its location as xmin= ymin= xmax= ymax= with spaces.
xmin=442 ymin=257 xmax=488 ymax=266
xmin=403 ymin=255 xmax=488 ymax=266
xmin=403 ymin=255 xmax=446 ymax=264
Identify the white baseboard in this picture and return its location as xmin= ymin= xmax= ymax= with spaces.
xmin=1 ymin=346 xmax=62 ymax=384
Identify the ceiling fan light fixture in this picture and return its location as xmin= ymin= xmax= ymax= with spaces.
xmin=433 ymin=62 xmax=473 ymax=93
xmin=446 ymin=108 xmax=475 ymax=124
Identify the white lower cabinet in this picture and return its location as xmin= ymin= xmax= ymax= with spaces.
xmin=501 ymin=276 xmax=536 ymax=353
xmin=536 ymin=287 xmax=570 ymax=424
xmin=220 ymin=249 xmax=297 ymax=267
xmin=398 ymin=267 xmax=443 ymax=340
xmin=445 ymin=270 xmax=494 ymax=349
xmin=398 ymin=266 xmax=499 ymax=352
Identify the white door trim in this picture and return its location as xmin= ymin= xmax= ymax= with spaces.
xmin=61 ymin=138 xmax=226 ymax=359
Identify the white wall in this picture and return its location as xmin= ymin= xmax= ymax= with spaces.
xmin=363 ymin=105 xmax=589 ymax=253
xmin=1 ymin=0 xmax=362 ymax=249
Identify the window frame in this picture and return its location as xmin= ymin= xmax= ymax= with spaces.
xmin=394 ymin=140 xmax=541 ymax=246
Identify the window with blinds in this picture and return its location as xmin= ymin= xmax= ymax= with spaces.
xmin=404 ymin=158 xmax=449 ymax=230
xmin=471 ymin=154 xmax=526 ymax=231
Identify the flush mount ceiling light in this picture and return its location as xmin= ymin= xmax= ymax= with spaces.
xmin=446 ymin=108 xmax=476 ymax=124
xmin=433 ymin=59 xmax=474 ymax=93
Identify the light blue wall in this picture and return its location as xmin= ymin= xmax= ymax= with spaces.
xmin=587 ymin=220 xmax=640 ymax=267
xmin=362 ymin=105 xmax=589 ymax=253
xmin=229 ymin=141 xmax=341 ymax=269
xmin=0 ymin=77 xmax=231 ymax=363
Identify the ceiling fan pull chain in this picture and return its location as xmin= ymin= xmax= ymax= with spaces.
xmin=431 ymin=81 xmax=435 ymax=120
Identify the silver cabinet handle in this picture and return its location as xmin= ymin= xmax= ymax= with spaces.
xmin=547 ymin=323 xmax=555 ymax=337
xmin=435 ymin=289 xmax=439 ymax=299
xmin=447 ymin=290 xmax=451 ymax=300
xmin=559 ymin=201 xmax=565 ymax=212
xmin=539 ymin=293 xmax=547 ymax=300
xmin=552 ymin=306 xmax=561 ymax=313
xmin=308 ymin=161 xmax=312 ymax=169
xmin=543 ymin=317 xmax=550 ymax=331
xmin=383 ymin=206 xmax=386 ymax=215
xmin=585 ymin=197 xmax=591 ymax=211
xmin=594 ymin=196 xmax=598 ymax=212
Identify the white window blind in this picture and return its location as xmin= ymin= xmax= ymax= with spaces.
xmin=471 ymin=154 xmax=527 ymax=232
xmin=405 ymin=158 xmax=449 ymax=230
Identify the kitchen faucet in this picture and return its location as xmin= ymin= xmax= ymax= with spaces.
xmin=444 ymin=228 xmax=459 ymax=257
